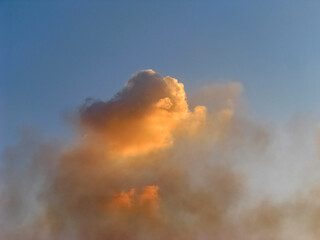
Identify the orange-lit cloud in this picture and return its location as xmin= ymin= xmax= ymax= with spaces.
xmin=80 ymin=70 xmax=206 ymax=157
xmin=1 ymin=70 xmax=320 ymax=240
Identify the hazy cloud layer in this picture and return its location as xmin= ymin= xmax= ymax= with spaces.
xmin=1 ymin=70 xmax=320 ymax=239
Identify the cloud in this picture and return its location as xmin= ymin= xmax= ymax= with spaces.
xmin=1 ymin=70 xmax=320 ymax=239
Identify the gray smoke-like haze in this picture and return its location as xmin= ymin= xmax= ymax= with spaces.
xmin=1 ymin=70 xmax=320 ymax=239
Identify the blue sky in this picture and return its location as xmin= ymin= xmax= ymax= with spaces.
xmin=2 ymin=0 xmax=320 ymax=148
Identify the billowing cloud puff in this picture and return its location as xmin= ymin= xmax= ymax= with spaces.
xmin=80 ymin=70 xmax=206 ymax=157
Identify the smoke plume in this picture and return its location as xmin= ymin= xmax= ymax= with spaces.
xmin=1 ymin=70 xmax=320 ymax=239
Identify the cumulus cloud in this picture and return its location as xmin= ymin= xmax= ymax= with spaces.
xmin=1 ymin=70 xmax=320 ymax=240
